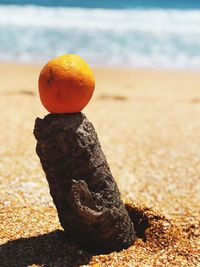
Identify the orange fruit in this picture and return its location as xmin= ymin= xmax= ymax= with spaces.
xmin=38 ymin=54 xmax=95 ymax=113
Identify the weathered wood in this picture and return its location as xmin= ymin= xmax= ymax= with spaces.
xmin=34 ymin=113 xmax=135 ymax=254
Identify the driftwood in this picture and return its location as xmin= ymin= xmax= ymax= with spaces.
xmin=34 ymin=113 xmax=135 ymax=254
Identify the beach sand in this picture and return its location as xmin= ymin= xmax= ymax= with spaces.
xmin=0 ymin=63 xmax=199 ymax=266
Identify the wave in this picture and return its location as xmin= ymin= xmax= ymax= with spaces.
xmin=1 ymin=5 xmax=200 ymax=33
xmin=0 ymin=5 xmax=200 ymax=69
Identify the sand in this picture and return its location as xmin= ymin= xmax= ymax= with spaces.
xmin=0 ymin=63 xmax=199 ymax=266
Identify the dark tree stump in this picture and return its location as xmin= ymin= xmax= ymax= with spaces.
xmin=34 ymin=113 xmax=135 ymax=254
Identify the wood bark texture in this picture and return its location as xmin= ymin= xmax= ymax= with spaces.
xmin=34 ymin=113 xmax=135 ymax=254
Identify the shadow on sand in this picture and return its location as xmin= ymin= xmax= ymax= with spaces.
xmin=0 ymin=230 xmax=92 ymax=267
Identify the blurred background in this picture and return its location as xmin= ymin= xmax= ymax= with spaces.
xmin=0 ymin=0 xmax=200 ymax=69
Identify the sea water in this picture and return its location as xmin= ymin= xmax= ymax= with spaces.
xmin=0 ymin=0 xmax=200 ymax=69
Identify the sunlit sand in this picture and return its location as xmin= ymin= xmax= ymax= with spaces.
xmin=0 ymin=63 xmax=199 ymax=266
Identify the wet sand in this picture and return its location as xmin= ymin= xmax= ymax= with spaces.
xmin=0 ymin=63 xmax=199 ymax=266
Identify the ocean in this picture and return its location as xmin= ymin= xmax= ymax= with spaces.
xmin=0 ymin=0 xmax=200 ymax=69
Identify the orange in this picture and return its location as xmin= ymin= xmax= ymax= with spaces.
xmin=38 ymin=54 xmax=95 ymax=113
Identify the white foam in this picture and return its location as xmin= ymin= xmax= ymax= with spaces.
xmin=0 ymin=5 xmax=200 ymax=34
